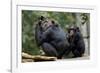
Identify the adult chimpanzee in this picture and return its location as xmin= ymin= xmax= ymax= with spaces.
xmin=68 ymin=26 xmax=85 ymax=58
xmin=35 ymin=16 xmax=70 ymax=59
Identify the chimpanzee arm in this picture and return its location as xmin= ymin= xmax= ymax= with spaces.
xmin=35 ymin=23 xmax=43 ymax=46
xmin=40 ymin=27 xmax=52 ymax=41
xmin=74 ymin=32 xmax=82 ymax=44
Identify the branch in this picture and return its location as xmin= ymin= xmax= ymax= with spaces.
xmin=22 ymin=52 xmax=57 ymax=62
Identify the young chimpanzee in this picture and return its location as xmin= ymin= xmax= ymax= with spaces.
xmin=68 ymin=26 xmax=85 ymax=58
xmin=35 ymin=16 xmax=70 ymax=59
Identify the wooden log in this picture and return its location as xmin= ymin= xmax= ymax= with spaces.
xmin=22 ymin=59 xmax=34 ymax=63
xmin=22 ymin=52 xmax=57 ymax=62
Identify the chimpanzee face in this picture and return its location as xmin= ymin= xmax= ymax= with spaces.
xmin=41 ymin=19 xmax=53 ymax=30
xmin=68 ymin=26 xmax=80 ymax=37
xmin=39 ymin=16 xmax=54 ymax=31
xmin=69 ymin=29 xmax=74 ymax=36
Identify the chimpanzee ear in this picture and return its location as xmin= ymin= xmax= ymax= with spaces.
xmin=39 ymin=16 xmax=45 ymax=20
xmin=51 ymin=20 xmax=55 ymax=24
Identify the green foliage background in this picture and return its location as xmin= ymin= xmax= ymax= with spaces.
xmin=22 ymin=10 xmax=89 ymax=56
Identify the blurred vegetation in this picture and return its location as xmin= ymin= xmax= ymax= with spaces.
xmin=22 ymin=10 xmax=89 ymax=56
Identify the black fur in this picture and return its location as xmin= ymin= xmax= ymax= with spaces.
xmin=68 ymin=26 xmax=85 ymax=57
xmin=35 ymin=16 xmax=69 ymax=59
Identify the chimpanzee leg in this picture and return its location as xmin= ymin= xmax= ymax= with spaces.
xmin=58 ymin=44 xmax=70 ymax=59
xmin=72 ymin=49 xmax=82 ymax=57
xmin=41 ymin=43 xmax=58 ymax=57
xmin=58 ymin=48 xmax=71 ymax=59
